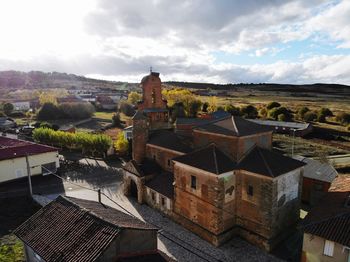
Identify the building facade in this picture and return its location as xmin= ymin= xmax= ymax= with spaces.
xmin=123 ymin=72 xmax=305 ymax=252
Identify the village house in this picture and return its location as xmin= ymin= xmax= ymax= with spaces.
xmin=0 ymin=136 xmax=59 ymax=183
xmin=301 ymin=191 xmax=350 ymax=262
xmin=294 ymin=155 xmax=338 ymax=206
xmin=14 ymin=196 xmax=172 ymax=262
xmin=123 ymin=72 xmax=306 ymax=252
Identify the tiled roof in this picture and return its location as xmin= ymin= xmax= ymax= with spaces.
xmin=123 ymin=159 xmax=161 ymax=177
xmin=237 ymin=147 xmax=305 ymax=178
xmin=302 ymin=192 xmax=350 ymax=246
xmin=194 ymin=116 xmax=273 ymax=137
xmin=173 ymin=144 xmax=236 ymax=175
xmin=14 ymin=196 xmax=156 ymax=262
xmin=293 ymin=155 xmax=337 ymax=183
xmin=145 ymin=172 xmax=174 ymax=199
xmin=0 ymin=136 xmax=57 ymax=161
xmin=148 ymin=130 xmax=192 ymax=153
xmin=329 ymin=175 xmax=350 ymax=192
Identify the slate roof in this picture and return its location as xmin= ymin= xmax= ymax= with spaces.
xmin=14 ymin=196 xmax=156 ymax=262
xmin=194 ymin=116 xmax=273 ymax=137
xmin=0 ymin=136 xmax=57 ymax=161
xmin=293 ymin=155 xmax=337 ymax=183
xmin=148 ymin=130 xmax=192 ymax=153
xmin=302 ymin=192 xmax=350 ymax=246
xmin=145 ymin=172 xmax=174 ymax=199
xmin=237 ymin=147 xmax=305 ymax=178
xmin=123 ymin=159 xmax=161 ymax=177
xmin=175 ymin=117 xmax=212 ymax=126
xmin=173 ymin=144 xmax=236 ymax=175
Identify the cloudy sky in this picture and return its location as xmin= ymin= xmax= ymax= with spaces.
xmin=1 ymin=0 xmax=350 ymax=84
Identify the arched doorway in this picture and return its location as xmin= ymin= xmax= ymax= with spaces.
xmin=130 ymin=179 xmax=138 ymax=200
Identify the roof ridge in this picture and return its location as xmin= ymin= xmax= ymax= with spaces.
xmin=257 ymin=147 xmax=275 ymax=177
xmin=231 ymin=116 xmax=239 ymax=136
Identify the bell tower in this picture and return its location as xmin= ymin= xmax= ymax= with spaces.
xmin=132 ymin=110 xmax=148 ymax=164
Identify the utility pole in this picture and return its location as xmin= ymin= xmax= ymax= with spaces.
xmin=25 ymin=154 xmax=33 ymax=197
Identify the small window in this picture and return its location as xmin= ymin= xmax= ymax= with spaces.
xmin=167 ymin=159 xmax=171 ymax=167
xmin=151 ymin=192 xmax=155 ymax=201
xmin=248 ymin=185 xmax=254 ymax=196
xmin=323 ymin=240 xmax=334 ymax=257
xmin=161 ymin=197 xmax=165 ymax=206
xmin=191 ymin=176 xmax=197 ymax=189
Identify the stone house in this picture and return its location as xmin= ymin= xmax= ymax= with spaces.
xmin=14 ymin=196 xmax=172 ymax=262
xmin=301 ymin=191 xmax=350 ymax=262
xmin=123 ymin=72 xmax=305 ymax=252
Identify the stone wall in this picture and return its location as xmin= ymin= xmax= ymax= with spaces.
xmin=146 ymin=144 xmax=183 ymax=172
xmin=143 ymin=187 xmax=173 ymax=216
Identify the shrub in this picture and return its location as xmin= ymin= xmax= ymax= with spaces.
xmin=114 ymin=132 xmax=129 ymax=155
xmin=297 ymin=106 xmax=310 ymax=119
xmin=268 ymin=107 xmax=292 ymax=121
xmin=317 ymin=113 xmax=326 ymax=123
xmin=225 ymin=104 xmax=240 ymax=116
xmin=240 ymin=105 xmax=258 ymax=119
xmin=37 ymin=103 xmax=62 ymax=120
xmin=119 ymin=101 xmax=135 ymax=117
xmin=259 ymin=108 xmax=268 ymax=118
xmin=58 ymin=102 xmax=95 ymax=119
xmin=303 ymin=111 xmax=318 ymax=122
xmin=188 ymin=100 xmax=202 ymax=118
xmin=277 ymin=114 xmax=287 ymax=121
xmin=266 ymin=101 xmax=281 ymax=110
xmin=336 ymin=112 xmax=350 ymax=125
xmin=3 ymin=103 xmax=14 ymax=115
xmin=319 ymin=107 xmax=333 ymax=117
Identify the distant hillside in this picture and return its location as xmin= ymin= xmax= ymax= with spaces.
xmin=0 ymin=71 xmax=126 ymax=90
xmin=165 ymin=81 xmax=350 ymax=95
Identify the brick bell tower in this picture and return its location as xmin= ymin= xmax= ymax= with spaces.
xmin=132 ymin=110 xmax=149 ymax=164
xmin=137 ymin=70 xmax=168 ymax=129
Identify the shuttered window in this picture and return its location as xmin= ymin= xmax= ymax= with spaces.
xmin=323 ymin=240 xmax=334 ymax=257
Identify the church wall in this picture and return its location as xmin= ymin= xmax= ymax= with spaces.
xmin=146 ymin=144 xmax=184 ymax=172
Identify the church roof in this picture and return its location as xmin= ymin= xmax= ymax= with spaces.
xmin=148 ymin=130 xmax=192 ymax=153
xmin=173 ymin=144 xmax=236 ymax=175
xmin=237 ymin=146 xmax=305 ymax=177
xmin=145 ymin=172 xmax=174 ymax=199
xmin=194 ymin=116 xmax=273 ymax=137
xmin=132 ymin=110 xmax=147 ymax=120
xmin=123 ymin=159 xmax=161 ymax=177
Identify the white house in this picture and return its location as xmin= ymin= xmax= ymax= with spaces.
xmin=0 ymin=137 xmax=59 ymax=183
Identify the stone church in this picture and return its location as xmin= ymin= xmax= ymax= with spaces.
xmin=123 ymin=71 xmax=305 ymax=251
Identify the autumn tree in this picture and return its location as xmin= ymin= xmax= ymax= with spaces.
xmin=127 ymin=91 xmax=142 ymax=105
xmin=114 ymin=132 xmax=129 ymax=155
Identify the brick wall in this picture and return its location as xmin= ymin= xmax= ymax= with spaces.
xmin=146 ymin=144 xmax=183 ymax=172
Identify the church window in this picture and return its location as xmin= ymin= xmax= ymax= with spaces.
xmin=248 ymin=185 xmax=254 ymax=196
xmin=191 ymin=176 xmax=197 ymax=189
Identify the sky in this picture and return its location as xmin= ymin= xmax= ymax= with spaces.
xmin=0 ymin=0 xmax=350 ymax=84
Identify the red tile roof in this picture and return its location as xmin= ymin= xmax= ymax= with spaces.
xmin=302 ymin=191 xmax=350 ymax=246
xmin=14 ymin=196 xmax=157 ymax=262
xmin=0 ymin=137 xmax=57 ymax=161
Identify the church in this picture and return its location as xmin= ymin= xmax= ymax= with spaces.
xmin=123 ymin=71 xmax=305 ymax=251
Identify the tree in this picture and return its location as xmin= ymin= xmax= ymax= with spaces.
xmin=3 ymin=103 xmax=14 ymax=116
xmin=317 ymin=113 xmax=326 ymax=123
xmin=297 ymin=106 xmax=310 ymax=120
xmin=268 ymin=107 xmax=292 ymax=121
xmin=114 ymin=132 xmax=129 ymax=155
xmin=266 ymin=101 xmax=281 ymax=110
xmin=39 ymin=92 xmax=57 ymax=105
xmin=278 ymin=114 xmax=287 ymax=121
xmin=202 ymin=102 xmax=209 ymax=112
xmin=319 ymin=107 xmax=333 ymax=117
xmin=303 ymin=111 xmax=317 ymax=122
xmin=127 ymin=91 xmax=142 ymax=105
xmin=58 ymin=103 xmax=95 ymax=119
xmin=119 ymin=101 xmax=135 ymax=117
xmin=207 ymin=96 xmax=218 ymax=113
xmin=335 ymin=112 xmax=350 ymax=125
xmin=170 ymin=102 xmax=186 ymax=121
xmin=225 ymin=104 xmax=240 ymax=116
xmin=112 ymin=113 xmax=121 ymax=127
xmin=188 ymin=100 xmax=202 ymax=118
xmin=37 ymin=103 xmax=61 ymax=120
xmin=259 ymin=108 xmax=268 ymax=118
xmin=240 ymin=105 xmax=258 ymax=119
